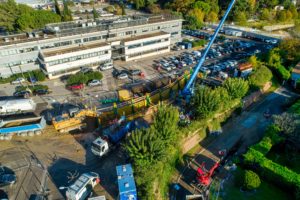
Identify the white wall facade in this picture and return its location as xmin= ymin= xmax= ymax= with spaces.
xmin=39 ymin=44 xmax=111 ymax=79
xmin=123 ymin=33 xmax=171 ymax=61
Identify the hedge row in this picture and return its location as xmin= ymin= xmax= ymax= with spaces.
xmin=244 ymin=148 xmax=300 ymax=190
xmin=243 ymin=125 xmax=300 ymax=191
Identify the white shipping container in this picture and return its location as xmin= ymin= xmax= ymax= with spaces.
xmin=0 ymin=99 xmax=36 ymax=114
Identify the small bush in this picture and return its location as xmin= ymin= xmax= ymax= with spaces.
xmin=67 ymin=71 xmax=103 ymax=85
xmin=243 ymin=170 xmax=261 ymax=191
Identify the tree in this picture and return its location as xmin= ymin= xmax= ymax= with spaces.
xmin=0 ymin=0 xmax=19 ymax=31
xmin=62 ymin=0 xmax=72 ymax=21
xmin=248 ymin=0 xmax=256 ymax=13
xmin=243 ymin=170 xmax=261 ymax=191
xmin=187 ymin=8 xmax=205 ymax=30
xmin=92 ymin=7 xmax=99 ymax=20
xmin=205 ymin=11 xmax=218 ymax=23
xmin=67 ymin=72 xmax=88 ymax=85
xmin=260 ymin=8 xmax=272 ymax=21
xmin=104 ymin=5 xmax=114 ymax=13
xmin=54 ymin=0 xmax=61 ymax=16
xmin=126 ymin=128 xmax=165 ymax=167
xmin=114 ymin=4 xmax=123 ymax=15
xmin=32 ymin=70 xmax=46 ymax=81
xmin=248 ymin=55 xmax=259 ymax=69
xmin=171 ymin=0 xmax=194 ymax=13
xmin=288 ymin=5 xmax=298 ymax=19
xmin=152 ymin=104 xmax=179 ymax=145
xmin=286 ymin=10 xmax=292 ymax=21
xmin=248 ymin=65 xmax=273 ymax=90
xmin=135 ymin=0 xmax=146 ymax=9
xmin=193 ymin=1 xmax=210 ymax=13
xmin=223 ymin=78 xmax=249 ymax=99
xmin=121 ymin=4 xmax=126 ymax=15
xmin=147 ymin=3 xmax=161 ymax=14
xmin=273 ymin=113 xmax=296 ymax=136
xmin=235 ymin=11 xmax=247 ymax=25
xmin=191 ymin=86 xmax=222 ymax=119
xmin=277 ymin=10 xmax=287 ymax=22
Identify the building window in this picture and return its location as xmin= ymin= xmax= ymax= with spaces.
xmin=142 ymin=29 xmax=148 ymax=33
xmin=75 ymin=39 xmax=82 ymax=44
xmin=102 ymin=35 xmax=108 ymax=39
xmin=126 ymin=31 xmax=132 ymax=35
xmin=128 ymin=43 xmax=142 ymax=49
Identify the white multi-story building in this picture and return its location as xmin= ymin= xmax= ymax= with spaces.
xmin=0 ymin=15 xmax=183 ymax=78
xmin=38 ymin=42 xmax=111 ymax=79
xmin=122 ymin=32 xmax=170 ymax=61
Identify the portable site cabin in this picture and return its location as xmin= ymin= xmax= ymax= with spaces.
xmin=116 ymin=164 xmax=137 ymax=200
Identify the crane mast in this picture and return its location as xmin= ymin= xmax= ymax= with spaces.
xmin=182 ymin=0 xmax=237 ymax=96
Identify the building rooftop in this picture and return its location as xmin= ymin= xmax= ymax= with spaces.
xmin=292 ymin=62 xmax=300 ymax=74
xmin=123 ymin=31 xmax=169 ymax=42
xmin=42 ymin=42 xmax=109 ymax=57
xmin=0 ymin=15 xmax=182 ymax=47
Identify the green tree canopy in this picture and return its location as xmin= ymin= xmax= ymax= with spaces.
xmin=191 ymin=86 xmax=222 ymax=119
xmin=223 ymin=78 xmax=249 ymax=99
xmin=248 ymin=65 xmax=273 ymax=90
xmin=92 ymin=7 xmax=99 ymax=20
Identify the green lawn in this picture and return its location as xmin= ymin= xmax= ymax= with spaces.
xmin=215 ymin=167 xmax=292 ymax=200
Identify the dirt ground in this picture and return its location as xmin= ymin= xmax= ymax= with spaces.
xmin=0 ymin=126 xmax=127 ymax=200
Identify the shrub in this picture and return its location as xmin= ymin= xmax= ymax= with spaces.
xmin=243 ymin=170 xmax=261 ymax=191
xmin=32 ymin=70 xmax=46 ymax=81
xmin=67 ymin=71 xmax=103 ymax=85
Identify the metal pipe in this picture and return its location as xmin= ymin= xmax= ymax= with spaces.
xmin=182 ymin=0 xmax=236 ymax=94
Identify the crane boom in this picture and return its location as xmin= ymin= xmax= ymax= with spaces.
xmin=182 ymin=0 xmax=236 ymax=95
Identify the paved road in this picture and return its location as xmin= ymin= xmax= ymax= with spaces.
xmin=176 ymin=87 xmax=299 ymax=197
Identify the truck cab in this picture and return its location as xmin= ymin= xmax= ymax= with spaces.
xmin=91 ymin=138 xmax=109 ymax=157
xmin=65 ymin=172 xmax=100 ymax=200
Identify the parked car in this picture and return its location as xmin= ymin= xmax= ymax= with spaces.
xmin=129 ymin=69 xmax=141 ymax=76
xmin=99 ymin=63 xmax=113 ymax=71
xmin=161 ymin=64 xmax=172 ymax=71
xmin=0 ymin=190 xmax=8 ymax=200
xmin=13 ymin=90 xmax=31 ymax=98
xmin=0 ymin=174 xmax=16 ymax=187
xmin=88 ymin=79 xmax=102 ymax=87
xmin=79 ymin=67 xmax=92 ymax=74
xmin=68 ymin=83 xmax=84 ymax=90
xmin=33 ymin=89 xmax=51 ymax=96
xmin=11 ymin=77 xmax=26 ymax=84
xmin=0 ymin=166 xmax=16 ymax=187
xmin=117 ymin=73 xmax=128 ymax=80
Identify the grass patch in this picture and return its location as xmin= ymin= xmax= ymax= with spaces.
xmin=219 ymin=167 xmax=292 ymax=200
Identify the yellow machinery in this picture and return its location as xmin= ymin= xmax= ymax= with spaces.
xmin=52 ymin=109 xmax=98 ymax=133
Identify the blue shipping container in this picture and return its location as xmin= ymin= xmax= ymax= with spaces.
xmin=116 ymin=164 xmax=137 ymax=200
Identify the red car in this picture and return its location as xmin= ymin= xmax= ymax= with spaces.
xmin=68 ymin=83 xmax=84 ymax=90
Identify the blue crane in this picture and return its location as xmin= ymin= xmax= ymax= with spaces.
xmin=182 ymin=0 xmax=237 ymax=99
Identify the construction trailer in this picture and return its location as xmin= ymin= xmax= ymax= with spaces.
xmin=116 ymin=164 xmax=137 ymax=200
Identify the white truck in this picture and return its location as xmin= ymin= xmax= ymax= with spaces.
xmin=62 ymin=172 xmax=100 ymax=200
xmin=0 ymin=99 xmax=36 ymax=115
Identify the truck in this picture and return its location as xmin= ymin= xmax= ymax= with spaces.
xmin=91 ymin=118 xmax=147 ymax=157
xmin=0 ymin=99 xmax=36 ymax=116
xmin=116 ymin=164 xmax=137 ymax=200
xmin=61 ymin=172 xmax=100 ymax=200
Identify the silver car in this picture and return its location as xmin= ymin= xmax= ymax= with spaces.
xmin=117 ymin=73 xmax=128 ymax=80
xmin=88 ymin=79 xmax=102 ymax=86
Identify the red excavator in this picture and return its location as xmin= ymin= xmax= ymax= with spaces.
xmin=196 ymin=162 xmax=220 ymax=186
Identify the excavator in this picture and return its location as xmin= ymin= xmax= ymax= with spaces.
xmin=52 ymin=107 xmax=99 ymax=133
xmin=196 ymin=162 xmax=220 ymax=187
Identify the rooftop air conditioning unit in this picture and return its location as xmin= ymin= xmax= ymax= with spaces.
xmin=82 ymin=23 xmax=86 ymax=28
xmin=4 ymin=38 xmax=9 ymax=42
xmin=43 ymin=34 xmax=48 ymax=38
xmin=13 ymin=37 xmax=18 ymax=41
xmin=27 ymin=33 xmax=33 ymax=38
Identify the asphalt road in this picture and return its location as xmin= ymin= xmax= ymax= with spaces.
xmin=175 ymin=86 xmax=299 ymax=198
